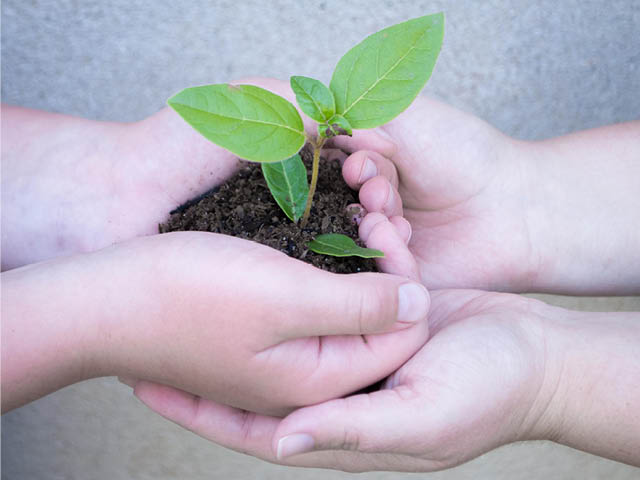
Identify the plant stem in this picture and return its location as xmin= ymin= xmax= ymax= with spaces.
xmin=300 ymin=136 xmax=326 ymax=228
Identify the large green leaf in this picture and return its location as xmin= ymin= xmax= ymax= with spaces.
xmin=290 ymin=76 xmax=335 ymax=123
xmin=261 ymin=153 xmax=308 ymax=222
xmin=308 ymin=234 xmax=384 ymax=258
xmin=330 ymin=13 xmax=444 ymax=129
xmin=168 ymin=84 xmax=305 ymax=163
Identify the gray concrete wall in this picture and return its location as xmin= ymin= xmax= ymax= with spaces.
xmin=2 ymin=1 xmax=639 ymax=478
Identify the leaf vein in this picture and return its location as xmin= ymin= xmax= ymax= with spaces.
xmin=342 ymin=26 xmax=431 ymax=117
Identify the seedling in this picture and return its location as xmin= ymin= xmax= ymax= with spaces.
xmin=168 ymin=13 xmax=443 ymax=258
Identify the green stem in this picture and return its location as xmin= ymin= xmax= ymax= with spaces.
xmin=300 ymin=136 xmax=326 ymax=228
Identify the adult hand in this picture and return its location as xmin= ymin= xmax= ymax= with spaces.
xmin=131 ymin=287 xmax=640 ymax=470
xmin=2 ymin=230 xmax=430 ymax=415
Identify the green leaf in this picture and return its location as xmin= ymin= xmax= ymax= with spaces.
xmin=308 ymin=233 xmax=384 ymax=258
xmin=168 ymin=84 xmax=305 ymax=163
xmin=261 ymin=153 xmax=309 ymax=222
xmin=328 ymin=114 xmax=353 ymax=136
xmin=318 ymin=114 xmax=353 ymax=139
xmin=330 ymin=13 xmax=444 ymax=129
xmin=290 ymin=76 xmax=336 ymax=123
xmin=318 ymin=114 xmax=353 ymax=138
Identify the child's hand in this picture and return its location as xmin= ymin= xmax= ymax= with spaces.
xmin=1 ymin=104 xmax=240 ymax=269
xmin=336 ymin=96 xmax=536 ymax=292
xmin=337 ymin=99 xmax=640 ymax=294
xmin=2 ymin=230 xmax=430 ymax=415
xmin=133 ymin=288 xmax=640 ymax=470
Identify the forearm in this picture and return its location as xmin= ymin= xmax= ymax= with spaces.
xmin=0 ymin=253 xmax=114 ymax=412
xmin=535 ymin=307 xmax=640 ymax=465
xmin=0 ymin=105 xmax=131 ymax=270
xmin=522 ymin=121 xmax=640 ymax=294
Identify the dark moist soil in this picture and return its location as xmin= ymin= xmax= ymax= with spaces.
xmin=159 ymin=144 xmax=377 ymax=274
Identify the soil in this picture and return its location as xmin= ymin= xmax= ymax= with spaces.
xmin=159 ymin=144 xmax=377 ymax=273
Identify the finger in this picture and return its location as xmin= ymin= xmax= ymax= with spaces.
xmin=342 ymin=150 xmax=399 ymax=190
xmin=276 ymin=266 xmax=429 ymax=340
xmin=327 ymin=128 xmax=397 ymax=159
xmin=359 ymin=213 xmax=420 ymax=281
xmin=134 ymin=381 xmax=281 ymax=459
xmin=273 ymin=387 xmax=419 ymax=460
xmin=358 ymin=176 xmax=403 ymax=217
xmin=390 ymin=216 xmax=412 ymax=245
xmin=134 ymin=382 xmax=424 ymax=472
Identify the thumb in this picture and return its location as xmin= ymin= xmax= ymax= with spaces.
xmin=277 ymin=268 xmax=429 ymax=340
xmin=273 ymin=389 xmax=416 ymax=459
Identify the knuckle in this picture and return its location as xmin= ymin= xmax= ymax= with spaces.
xmin=346 ymin=281 xmax=390 ymax=333
xmin=340 ymin=425 xmax=362 ymax=452
xmin=236 ymin=409 xmax=257 ymax=446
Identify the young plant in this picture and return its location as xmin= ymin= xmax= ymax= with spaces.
xmin=168 ymin=13 xmax=444 ymax=258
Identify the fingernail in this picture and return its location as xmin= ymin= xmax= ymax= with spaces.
xmin=397 ymin=283 xmax=430 ymax=324
xmin=402 ymin=218 xmax=412 ymax=245
xmin=358 ymin=157 xmax=377 ymax=183
xmin=276 ymin=433 xmax=315 ymax=460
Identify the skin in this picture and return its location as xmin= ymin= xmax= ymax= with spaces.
xmin=1 ymin=104 xmax=239 ymax=270
xmin=337 ymin=99 xmax=640 ymax=294
xmin=127 ymin=81 xmax=640 ymax=470
xmin=1 ymin=98 xmax=431 ymax=414
xmin=2 ymin=231 xmax=429 ymax=415
xmin=3 ymin=79 xmax=639 ymax=471
xmin=131 ymin=290 xmax=640 ymax=470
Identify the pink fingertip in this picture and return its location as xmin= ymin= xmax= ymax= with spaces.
xmin=358 ymin=212 xmax=388 ymax=243
xmin=358 ymin=157 xmax=378 ymax=184
xmin=390 ymin=216 xmax=412 ymax=244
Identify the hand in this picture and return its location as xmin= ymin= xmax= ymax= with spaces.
xmin=337 ymin=102 xmax=640 ymax=294
xmin=335 ymin=96 xmax=537 ymax=292
xmin=1 ymin=77 xmax=346 ymax=269
xmin=129 ymin=289 xmax=555 ymax=471
xmin=1 ymin=230 xmax=430 ymax=415
xmin=130 ymin=287 xmax=640 ymax=471
xmin=1 ymin=104 xmax=239 ymax=269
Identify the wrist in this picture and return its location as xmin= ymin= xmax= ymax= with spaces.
xmin=1 ymin=253 xmax=113 ymax=411
xmin=490 ymin=136 xmax=546 ymax=293
xmin=515 ymin=126 xmax=640 ymax=294
xmin=513 ymin=301 xmax=572 ymax=442
xmin=511 ymin=138 xmax=585 ymax=294
xmin=1 ymin=107 xmax=134 ymax=269
xmin=522 ymin=305 xmax=640 ymax=465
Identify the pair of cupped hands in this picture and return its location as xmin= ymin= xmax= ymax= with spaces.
xmin=34 ymin=78 xmax=556 ymax=472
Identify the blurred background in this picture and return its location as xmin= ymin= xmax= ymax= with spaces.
xmin=2 ymin=1 xmax=639 ymax=478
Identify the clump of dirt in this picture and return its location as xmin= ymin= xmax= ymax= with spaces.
xmin=159 ymin=145 xmax=376 ymax=273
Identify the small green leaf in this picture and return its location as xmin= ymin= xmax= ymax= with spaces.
xmin=290 ymin=76 xmax=336 ymax=123
xmin=168 ymin=84 xmax=305 ymax=163
xmin=330 ymin=13 xmax=444 ymax=129
xmin=327 ymin=114 xmax=353 ymax=136
xmin=261 ymin=153 xmax=309 ymax=222
xmin=308 ymin=233 xmax=384 ymax=258
xmin=318 ymin=114 xmax=353 ymax=139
